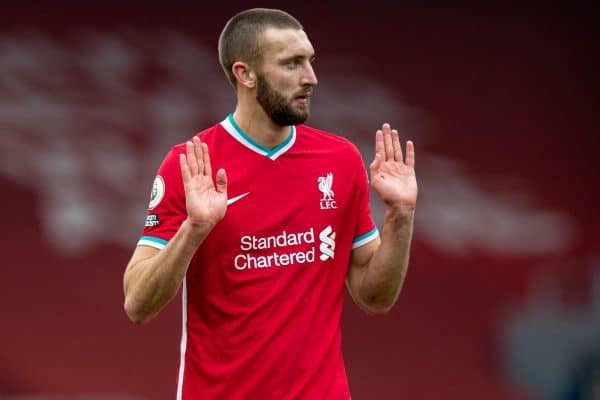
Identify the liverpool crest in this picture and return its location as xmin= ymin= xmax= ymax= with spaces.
xmin=318 ymin=172 xmax=337 ymax=210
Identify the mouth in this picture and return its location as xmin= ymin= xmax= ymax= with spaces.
xmin=294 ymin=92 xmax=312 ymax=104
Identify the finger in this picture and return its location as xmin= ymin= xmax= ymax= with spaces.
xmin=192 ymin=136 xmax=204 ymax=176
xmin=374 ymin=129 xmax=384 ymax=159
xmin=391 ymin=129 xmax=403 ymax=162
xmin=179 ymin=153 xmax=191 ymax=185
xmin=369 ymin=152 xmax=383 ymax=173
xmin=202 ymin=142 xmax=212 ymax=177
xmin=186 ymin=141 xmax=198 ymax=176
xmin=215 ymin=168 xmax=228 ymax=195
xmin=405 ymin=140 xmax=415 ymax=167
xmin=383 ymin=123 xmax=394 ymax=161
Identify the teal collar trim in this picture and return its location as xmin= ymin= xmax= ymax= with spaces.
xmin=221 ymin=114 xmax=296 ymax=160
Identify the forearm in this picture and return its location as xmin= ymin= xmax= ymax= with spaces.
xmin=359 ymin=206 xmax=415 ymax=313
xmin=124 ymin=219 xmax=211 ymax=324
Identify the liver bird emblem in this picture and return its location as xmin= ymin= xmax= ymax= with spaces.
xmin=318 ymin=173 xmax=335 ymax=200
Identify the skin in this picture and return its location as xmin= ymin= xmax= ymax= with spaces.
xmin=231 ymin=27 xmax=318 ymax=146
xmin=346 ymin=124 xmax=417 ymax=314
xmin=123 ymin=27 xmax=417 ymax=323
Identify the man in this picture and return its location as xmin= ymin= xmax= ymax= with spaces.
xmin=123 ymin=8 xmax=417 ymax=399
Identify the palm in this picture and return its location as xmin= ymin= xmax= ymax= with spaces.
xmin=370 ymin=123 xmax=418 ymax=209
xmin=179 ymin=137 xmax=228 ymax=228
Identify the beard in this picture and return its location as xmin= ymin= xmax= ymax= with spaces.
xmin=256 ymin=74 xmax=310 ymax=127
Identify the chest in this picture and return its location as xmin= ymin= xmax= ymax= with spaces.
xmin=217 ymin=152 xmax=356 ymax=239
xmin=190 ymin=136 xmax=359 ymax=298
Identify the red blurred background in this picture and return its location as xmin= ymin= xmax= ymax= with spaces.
xmin=1 ymin=2 xmax=598 ymax=399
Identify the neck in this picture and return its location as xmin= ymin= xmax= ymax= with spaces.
xmin=232 ymin=103 xmax=291 ymax=150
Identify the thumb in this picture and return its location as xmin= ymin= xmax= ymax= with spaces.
xmin=369 ymin=153 xmax=382 ymax=172
xmin=215 ymin=168 xmax=227 ymax=194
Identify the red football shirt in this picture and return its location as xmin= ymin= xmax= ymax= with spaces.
xmin=139 ymin=114 xmax=379 ymax=399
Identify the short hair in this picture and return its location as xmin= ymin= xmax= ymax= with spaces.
xmin=218 ymin=8 xmax=303 ymax=88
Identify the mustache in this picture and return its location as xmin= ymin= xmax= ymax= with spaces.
xmin=294 ymin=87 xmax=314 ymax=98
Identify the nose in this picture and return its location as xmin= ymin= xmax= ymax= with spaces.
xmin=301 ymin=62 xmax=318 ymax=87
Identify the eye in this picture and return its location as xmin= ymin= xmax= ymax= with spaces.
xmin=285 ymin=59 xmax=300 ymax=69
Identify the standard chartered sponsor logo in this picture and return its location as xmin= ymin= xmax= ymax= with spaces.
xmin=234 ymin=226 xmax=336 ymax=270
xmin=319 ymin=226 xmax=336 ymax=261
xmin=240 ymin=229 xmax=315 ymax=251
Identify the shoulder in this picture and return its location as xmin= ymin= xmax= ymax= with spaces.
xmin=296 ymin=124 xmax=362 ymax=156
xmin=154 ymin=123 xmax=222 ymax=175
xmin=168 ymin=122 xmax=222 ymax=156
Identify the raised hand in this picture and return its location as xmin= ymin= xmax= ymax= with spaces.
xmin=369 ymin=123 xmax=418 ymax=211
xmin=179 ymin=136 xmax=228 ymax=229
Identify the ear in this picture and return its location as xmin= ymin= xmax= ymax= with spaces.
xmin=232 ymin=61 xmax=257 ymax=89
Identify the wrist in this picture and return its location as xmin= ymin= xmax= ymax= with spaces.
xmin=181 ymin=218 xmax=215 ymax=244
xmin=384 ymin=206 xmax=415 ymax=229
xmin=384 ymin=204 xmax=415 ymax=223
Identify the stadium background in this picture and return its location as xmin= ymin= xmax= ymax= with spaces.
xmin=1 ymin=2 xmax=598 ymax=399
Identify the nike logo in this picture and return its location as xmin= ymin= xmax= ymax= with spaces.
xmin=227 ymin=192 xmax=250 ymax=206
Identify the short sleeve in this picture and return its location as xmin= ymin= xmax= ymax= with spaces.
xmin=137 ymin=146 xmax=186 ymax=249
xmin=351 ymin=146 xmax=379 ymax=249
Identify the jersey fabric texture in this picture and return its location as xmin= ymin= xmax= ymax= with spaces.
xmin=139 ymin=114 xmax=379 ymax=399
